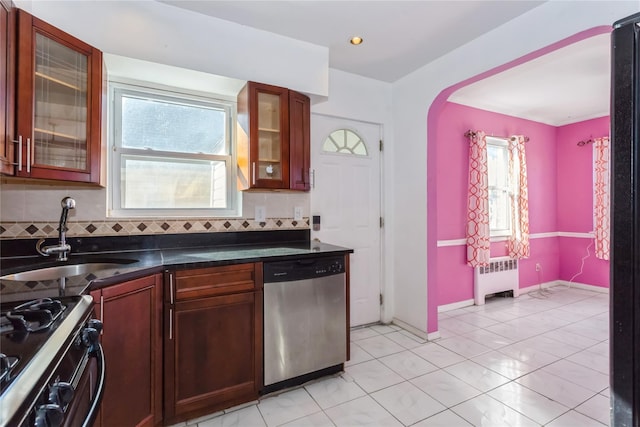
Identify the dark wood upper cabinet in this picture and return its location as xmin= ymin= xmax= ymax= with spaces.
xmin=237 ymin=81 xmax=310 ymax=191
xmin=237 ymin=82 xmax=290 ymax=190
xmin=90 ymin=274 xmax=163 ymax=427
xmin=289 ymin=90 xmax=311 ymax=191
xmin=163 ymin=263 xmax=263 ymax=425
xmin=14 ymin=10 xmax=103 ymax=184
xmin=0 ymin=0 xmax=15 ymax=176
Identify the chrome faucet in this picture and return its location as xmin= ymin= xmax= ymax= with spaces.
xmin=36 ymin=197 xmax=76 ymax=261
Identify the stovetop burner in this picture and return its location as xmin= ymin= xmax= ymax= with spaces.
xmin=4 ymin=298 xmax=67 ymax=333
xmin=0 ymin=294 xmax=99 ymax=427
xmin=0 ymin=296 xmax=83 ymax=395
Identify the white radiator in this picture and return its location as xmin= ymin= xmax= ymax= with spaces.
xmin=474 ymin=257 xmax=520 ymax=305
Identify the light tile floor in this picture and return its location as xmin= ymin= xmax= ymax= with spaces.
xmin=185 ymin=286 xmax=610 ymax=426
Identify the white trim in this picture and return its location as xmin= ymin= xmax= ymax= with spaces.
xmin=518 ymin=280 xmax=562 ymax=293
xmin=391 ymin=318 xmax=428 ymax=340
xmin=378 ymin=123 xmax=389 ymax=324
xmin=437 ymin=238 xmax=467 ymax=247
xmin=427 ymin=331 xmax=441 ymax=341
xmin=555 ymin=280 xmax=609 ymax=294
xmin=437 ymin=231 xmax=594 ymax=247
xmin=558 ymin=231 xmax=594 ymax=239
xmin=519 ymin=280 xmax=609 ymax=294
xmin=531 ymin=232 xmax=559 ymax=239
xmin=437 ymin=299 xmax=475 ymax=312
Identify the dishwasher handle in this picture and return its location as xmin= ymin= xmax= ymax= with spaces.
xmin=294 ymin=259 xmax=320 ymax=266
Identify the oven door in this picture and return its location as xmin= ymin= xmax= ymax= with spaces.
xmin=26 ymin=339 xmax=105 ymax=427
xmin=63 ymin=344 xmax=105 ymax=427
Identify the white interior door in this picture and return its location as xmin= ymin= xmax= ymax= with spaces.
xmin=311 ymin=114 xmax=382 ymax=327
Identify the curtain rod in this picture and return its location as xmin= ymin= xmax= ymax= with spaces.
xmin=464 ymin=130 xmax=530 ymax=142
xmin=577 ymin=135 xmax=611 ymax=146
xmin=577 ymin=139 xmax=594 ymax=146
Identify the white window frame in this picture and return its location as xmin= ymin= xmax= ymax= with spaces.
xmin=108 ymin=81 xmax=239 ymax=218
xmin=487 ymin=136 xmax=512 ymax=238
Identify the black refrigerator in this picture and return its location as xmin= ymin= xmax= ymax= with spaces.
xmin=611 ymin=12 xmax=640 ymax=427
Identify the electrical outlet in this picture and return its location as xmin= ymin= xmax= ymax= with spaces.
xmin=255 ymin=206 xmax=266 ymax=223
xmin=294 ymin=207 xmax=303 ymax=221
xmin=535 ymin=263 xmax=542 ymax=271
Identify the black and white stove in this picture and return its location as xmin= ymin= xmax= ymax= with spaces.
xmin=0 ymin=295 xmax=104 ymax=427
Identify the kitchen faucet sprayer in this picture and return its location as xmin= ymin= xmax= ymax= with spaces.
xmin=36 ymin=197 xmax=76 ymax=261
xmin=59 ymin=196 xmax=76 ymax=231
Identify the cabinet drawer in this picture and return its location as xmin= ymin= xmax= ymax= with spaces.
xmin=174 ymin=263 xmax=258 ymax=300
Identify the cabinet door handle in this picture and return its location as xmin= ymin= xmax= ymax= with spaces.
xmin=26 ymin=138 xmax=31 ymax=173
xmin=311 ymin=168 xmax=315 ymax=189
xmin=13 ymin=136 xmax=22 ymax=171
xmin=252 ymin=162 xmax=256 ymax=185
xmin=99 ymin=295 xmax=104 ymax=335
xmin=169 ymin=308 xmax=173 ymax=340
xmin=169 ymin=272 xmax=174 ymax=305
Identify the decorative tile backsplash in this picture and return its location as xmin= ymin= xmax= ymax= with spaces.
xmin=0 ymin=217 xmax=310 ymax=240
xmin=0 ymin=180 xmax=311 ymax=240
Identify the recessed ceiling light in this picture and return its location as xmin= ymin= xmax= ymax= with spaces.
xmin=350 ymin=36 xmax=363 ymax=46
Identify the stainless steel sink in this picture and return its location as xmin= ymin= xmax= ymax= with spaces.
xmin=0 ymin=260 xmax=135 ymax=281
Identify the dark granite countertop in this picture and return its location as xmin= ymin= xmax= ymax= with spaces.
xmin=0 ymin=232 xmax=352 ymax=303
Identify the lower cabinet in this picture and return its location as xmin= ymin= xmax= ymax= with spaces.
xmin=163 ymin=263 xmax=263 ymax=424
xmin=90 ymin=274 xmax=163 ymax=427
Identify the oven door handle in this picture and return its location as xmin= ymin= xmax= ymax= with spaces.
xmin=81 ymin=343 xmax=105 ymax=427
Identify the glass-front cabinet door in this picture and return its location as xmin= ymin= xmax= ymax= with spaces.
xmin=16 ymin=10 xmax=102 ymax=184
xmin=33 ymin=33 xmax=88 ymax=170
xmin=245 ymin=82 xmax=289 ymax=189
xmin=257 ymin=91 xmax=284 ymax=181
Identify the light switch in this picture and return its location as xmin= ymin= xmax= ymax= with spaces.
xmin=294 ymin=207 xmax=303 ymax=221
xmin=255 ymin=206 xmax=266 ymax=222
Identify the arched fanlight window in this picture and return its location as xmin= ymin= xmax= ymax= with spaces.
xmin=322 ymin=129 xmax=368 ymax=156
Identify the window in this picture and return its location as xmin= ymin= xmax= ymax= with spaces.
xmin=487 ymin=137 xmax=511 ymax=237
xmin=109 ymin=83 xmax=238 ymax=217
xmin=322 ymin=129 xmax=368 ymax=156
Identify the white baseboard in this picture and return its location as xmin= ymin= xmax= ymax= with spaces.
xmin=554 ymin=280 xmax=609 ymax=293
xmin=438 ymin=299 xmax=474 ymax=312
xmin=519 ymin=280 xmax=562 ymax=293
xmin=520 ymin=280 xmax=609 ymax=294
xmin=427 ymin=331 xmax=441 ymax=341
xmin=391 ymin=318 xmax=428 ymax=340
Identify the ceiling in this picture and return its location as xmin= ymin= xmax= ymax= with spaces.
xmin=449 ymin=33 xmax=611 ymax=126
xmin=160 ymin=0 xmax=545 ymax=83
xmin=159 ymin=1 xmax=611 ymax=126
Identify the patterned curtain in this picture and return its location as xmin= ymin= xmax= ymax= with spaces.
xmin=466 ymin=131 xmax=490 ymax=266
xmin=594 ymin=137 xmax=610 ymax=260
xmin=507 ymin=135 xmax=530 ymax=259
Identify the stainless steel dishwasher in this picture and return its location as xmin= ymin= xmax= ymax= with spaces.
xmin=263 ymin=255 xmax=346 ymax=391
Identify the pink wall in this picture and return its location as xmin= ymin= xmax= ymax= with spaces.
xmin=556 ymin=116 xmax=610 ymax=288
xmin=435 ymin=102 xmax=559 ymax=240
xmin=435 ymin=102 xmax=561 ymax=305
xmin=556 ymin=117 xmax=609 ymax=231
xmin=559 ymin=237 xmax=609 ymax=286
xmin=425 ymin=26 xmax=612 ymax=334
xmin=433 ymin=103 xmax=609 ymax=306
